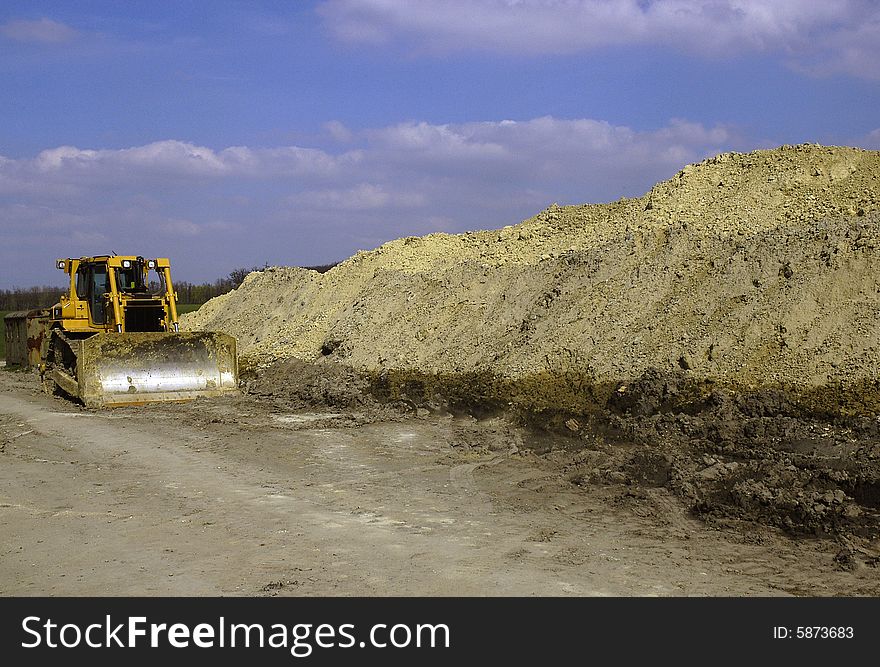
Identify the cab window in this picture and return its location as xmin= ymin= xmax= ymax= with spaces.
xmin=75 ymin=267 xmax=89 ymax=299
xmin=90 ymin=266 xmax=109 ymax=324
xmin=116 ymin=266 xmax=146 ymax=292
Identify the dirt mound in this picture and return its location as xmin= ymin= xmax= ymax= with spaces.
xmin=184 ymin=145 xmax=880 ymax=545
xmin=184 ymin=143 xmax=880 ymax=415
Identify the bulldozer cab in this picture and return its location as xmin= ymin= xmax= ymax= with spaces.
xmin=58 ymin=256 xmax=180 ymax=334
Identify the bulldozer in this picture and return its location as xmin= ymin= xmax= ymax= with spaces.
xmin=3 ymin=255 xmax=237 ymax=408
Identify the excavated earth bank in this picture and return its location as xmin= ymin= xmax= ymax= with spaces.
xmin=185 ymin=145 xmax=880 ymax=556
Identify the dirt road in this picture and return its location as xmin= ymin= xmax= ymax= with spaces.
xmin=1 ymin=369 xmax=876 ymax=596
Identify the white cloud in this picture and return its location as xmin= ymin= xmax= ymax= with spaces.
xmin=800 ymin=18 xmax=880 ymax=80
xmin=324 ymin=120 xmax=355 ymax=143
xmin=0 ymin=117 xmax=740 ymax=209
xmin=34 ymin=141 xmax=230 ymax=177
xmin=117 ymin=141 xmax=230 ymax=175
xmin=1 ymin=140 xmax=365 ymax=191
xmin=367 ymin=121 xmax=510 ymax=164
xmin=0 ymin=17 xmax=77 ymax=43
xmin=359 ymin=116 xmax=737 ymax=193
xmin=1 ymin=115 xmax=739 ymax=218
xmin=317 ymin=0 xmax=880 ymax=79
xmin=290 ymin=183 xmax=426 ymax=210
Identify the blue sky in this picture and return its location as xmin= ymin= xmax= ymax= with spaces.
xmin=1 ymin=0 xmax=879 ymax=288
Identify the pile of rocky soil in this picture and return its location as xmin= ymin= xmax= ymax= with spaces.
xmin=185 ymin=143 xmax=880 ymax=415
xmin=183 ymin=143 xmax=880 ymax=548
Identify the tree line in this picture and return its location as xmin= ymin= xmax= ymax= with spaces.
xmin=0 ymin=263 xmax=338 ymax=311
xmin=0 ymin=286 xmax=65 ymax=311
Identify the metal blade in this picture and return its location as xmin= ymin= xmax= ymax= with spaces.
xmin=76 ymin=332 xmax=238 ymax=408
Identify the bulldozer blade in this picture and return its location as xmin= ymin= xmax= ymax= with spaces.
xmin=73 ymin=332 xmax=238 ymax=408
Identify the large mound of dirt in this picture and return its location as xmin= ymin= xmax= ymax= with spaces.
xmin=184 ymin=144 xmax=880 ymax=414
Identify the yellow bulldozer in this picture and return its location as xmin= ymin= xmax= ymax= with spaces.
xmin=4 ymin=255 xmax=237 ymax=408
